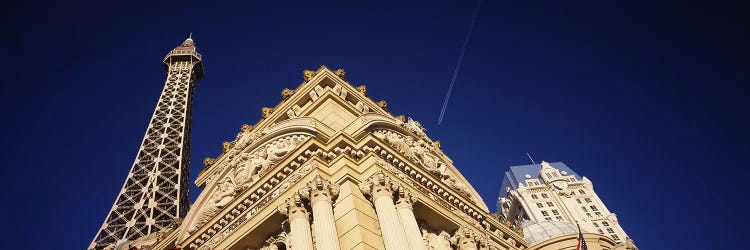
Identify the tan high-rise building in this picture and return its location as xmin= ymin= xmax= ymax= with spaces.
xmin=498 ymin=161 xmax=637 ymax=249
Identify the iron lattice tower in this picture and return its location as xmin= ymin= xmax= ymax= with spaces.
xmin=90 ymin=36 xmax=204 ymax=249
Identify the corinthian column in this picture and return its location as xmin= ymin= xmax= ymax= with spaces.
xmin=277 ymin=193 xmax=313 ymax=250
xmin=300 ymin=175 xmax=341 ymax=250
xmin=359 ymin=172 xmax=409 ymax=250
xmin=395 ymin=187 xmax=424 ymax=250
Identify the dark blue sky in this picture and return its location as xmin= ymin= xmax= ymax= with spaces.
xmin=2 ymin=1 xmax=747 ymax=249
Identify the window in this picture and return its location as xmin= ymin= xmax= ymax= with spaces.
xmin=612 ymin=234 xmax=620 ymax=241
xmin=590 ymin=206 xmax=598 ymax=211
xmin=552 ymin=172 xmax=559 ymax=177
xmin=581 ymin=207 xmax=588 ymax=212
xmin=607 ymin=228 xmax=615 ymax=234
xmin=552 ymin=210 xmax=559 ymax=215
xmin=602 ymin=221 xmax=610 ymax=226
xmin=595 ymin=212 xmax=602 ymax=216
xmin=579 ymin=190 xmax=586 ymax=195
xmin=536 ymin=203 xmax=543 ymax=208
xmin=593 ymin=222 xmax=599 ymax=227
xmin=586 ymin=213 xmax=591 ymax=217
xmin=546 ymin=202 xmax=554 ymax=207
xmin=598 ymin=229 xmax=604 ymax=234
xmin=576 ymin=199 xmax=581 ymax=204
xmin=584 ymin=198 xmax=592 ymax=203
xmin=555 ymin=216 xmax=562 ymax=220
xmin=541 ymin=211 xmax=549 ymax=216
xmin=545 ymin=173 xmax=553 ymax=179
xmin=542 ymin=193 xmax=549 ymax=198
xmin=531 ymin=194 xmax=538 ymax=199
xmin=545 ymin=217 xmax=552 ymax=221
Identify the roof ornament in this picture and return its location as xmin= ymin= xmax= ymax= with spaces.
xmin=181 ymin=33 xmax=195 ymax=47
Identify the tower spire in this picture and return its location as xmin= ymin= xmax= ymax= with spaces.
xmin=89 ymin=37 xmax=204 ymax=249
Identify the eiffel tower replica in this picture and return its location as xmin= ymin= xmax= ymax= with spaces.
xmin=89 ymin=35 xmax=204 ymax=250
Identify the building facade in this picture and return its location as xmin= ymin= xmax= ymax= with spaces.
xmin=497 ymin=161 xmax=631 ymax=245
xmin=97 ymin=38 xmax=638 ymax=250
xmin=136 ymin=65 xmax=527 ymax=250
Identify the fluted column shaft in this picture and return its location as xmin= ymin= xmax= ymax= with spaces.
xmin=278 ymin=194 xmax=313 ymax=250
xmin=374 ymin=191 xmax=409 ymax=249
xmin=396 ymin=188 xmax=424 ymax=250
xmin=361 ymin=173 xmax=409 ymax=250
xmin=303 ymin=175 xmax=341 ymax=250
xmin=311 ymin=197 xmax=338 ymax=249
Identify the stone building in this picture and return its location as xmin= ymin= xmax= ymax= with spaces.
xmin=497 ymin=161 xmax=635 ymax=248
xmin=97 ymin=37 xmax=638 ymax=250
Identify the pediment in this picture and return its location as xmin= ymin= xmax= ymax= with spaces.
xmin=250 ymin=66 xmax=393 ymax=135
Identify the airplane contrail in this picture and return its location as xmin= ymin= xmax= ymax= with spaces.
xmin=438 ymin=0 xmax=483 ymax=125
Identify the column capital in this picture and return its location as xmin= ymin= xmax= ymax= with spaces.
xmin=451 ymin=226 xmax=479 ymax=250
xmin=395 ymin=186 xmax=418 ymax=210
xmin=359 ymin=172 xmax=400 ymax=201
xmin=277 ymin=193 xmax=309 ymax=220
xmin=299 ymin=175 xmax=340 ymax=204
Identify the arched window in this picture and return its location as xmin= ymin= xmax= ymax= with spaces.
xmin=579 ymin=190 xmax=586 ymax=195
xmin=541 ymin=193 xmax=549 ymax=198
xmin=531 ymin=194 xmax=538 ymax=199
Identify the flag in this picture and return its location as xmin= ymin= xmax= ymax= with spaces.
xmin=576 ymin=222 xmax=588 ymax=250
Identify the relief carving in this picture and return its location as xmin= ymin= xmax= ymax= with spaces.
xmin=231 ymin=135 xmax=307 ymax=189
xmin=373 ymin=129 xmax=473 ymax=201
xmin=189 ymin=177 xmax=236 ymax=232
xmin=188 ymin=135 xmax=310 ymax=234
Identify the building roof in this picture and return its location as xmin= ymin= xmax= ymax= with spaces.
xmin=498 ymin=162 xmax=580 ymax=199
xmin=521 ymin=220 xmax=586 ymax=246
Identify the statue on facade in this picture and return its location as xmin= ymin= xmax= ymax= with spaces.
xmin=357 ymin=85 xmax=367 ymax=96
xmin=303 ymin=70 xmax=315 ymax=82
xmin=405 ymin=117 xmax=428 ymax=139
xmin=232 ymin=124 xmax=256 ymax=150
xmin=411 ymin=141 xmax=440 ymax=171
xmin=233 ymin=150 xmax=269 ymax=187
xmin=189 ymin=177 xmax=236 ymax=232
xmin=373 ymin=130 xmax=416 ymax=159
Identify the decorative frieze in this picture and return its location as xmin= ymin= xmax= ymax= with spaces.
xmin=373 ymin=129 xmax=473 ymax=201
